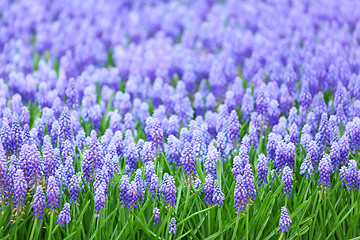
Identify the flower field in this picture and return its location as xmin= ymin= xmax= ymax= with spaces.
xmin=0 ymin=0 xmax=360 ymax=239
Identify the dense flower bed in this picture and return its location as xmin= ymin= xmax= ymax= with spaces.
xmin=0 ymin=0 xmax=360 ymax=239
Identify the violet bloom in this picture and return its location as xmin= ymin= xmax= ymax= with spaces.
xmin=33 ymin=185 xmax=46 ymax=219
xmin=57 ymin=203 xmax=71 ymax=227
xmin=135 ymin=169 xmax=145 ymax=204
xmin=282 ymin=166 xmax=293 ymax=198
xmin=234 ymin=175 xmax=248 ymax=213
xmin=47 ymin=176 xmax=60 ymax=210
xmin=204 ymin=175 xmax=214 ymax=205
xmin=227 ymin=110 xmax=241 ymax=146
xmin=168 ymin=217 xmax=177 ymax=234
xmin=257 ymin=154 xmax=268 ymax=185
xmin=145 ymin=117 xmax=163 ymax=149
xmin=318 ymin=154 xmax=332 ymax=188
xmin=150 ymin=174 xmax=159 ymax=199
xmin=69 ymin=174 xmax=79 ymax=202
xmin=165 ymin=135 xmax=182 ymax=166
xmin=153 ymin=207 xmax=160 ymax=225
xmin=204 ymin=144 xmax=218 ymax=179
xmin=94 ymin=185 xmax=106 ymax=215
xmin=279 ymin=206 xmax=291 ymax=233
xmin=14 ymin=169 xmax=28 ymax=209
xmin=160 ymin=173 xmax=176 ymax=207
xmin=126 ymin=181 xmax=138 ymax=209
xmin=345 ymin=160 xmax=359 ymax=191
xmin=119 ymin=175 xmax=129 ymax=206
xmin=300 ymin=155 xmax=314 ymax=179
xmin=191 ymin=129 xmax=207 ymax=162
xmin=212 ymin=180 xmax=224 ymax=208
xmin=141 ymin=141 xmax=155 ymax=163
xmin=243 ymin=163 xmax=257 ymax=200
xmin=181 ymin=142 xmax=196 ymax=177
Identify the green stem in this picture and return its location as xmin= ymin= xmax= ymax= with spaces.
xmin=279 ymin=233 xmax=284 ymax=240
xmin=231 ymin=212 xmax=241 ymax=240
xmin=208 ymin=208 xmax=211 ymax=236
xmin=30 ymin=217 xmax=38 ymax=240
xmin=311 ymin=190 xmax=323 ymax=236
xmin=179 ymin=178 xmax=192 ymax=235
xmin=246 ymin=206 xmax=249 ymax=240
xmin=219 ymin=207 xmax=223 ymax=240
xmin=48 ymin=211 xmax=54 ymax=240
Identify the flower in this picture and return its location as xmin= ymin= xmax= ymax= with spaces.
xmin=47 ymin=176 xmax=60 ymax=210
xmin=257 ymin=153 xmax=268 ymax=185
xmin=279 ymin=206 xmax=291 ymax=233
xmin=153 ymin=207 xmax=160 ymax=225
xmin=318 ymin=154 xmax=332 ymax=188
xmin=282 ymin=167 xmax=293 ymax=197
xmin=32 ymin=185 xmax=46 ymax=219
xmin=212 ymin=180 xmax=224 ymax=208
xmin=57 ymin=203 xmax=71 ymax=227
xmin=168 ymin=217 xmax=177 ymax=234
xmin=181 ymin=142 xmax=196 ymax=177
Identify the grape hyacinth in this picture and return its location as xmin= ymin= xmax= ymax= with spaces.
xmin=57 ymin=203 xmax=71 ymax=227
xmin=181 ymin=142 xmax=196 ymax=178
xmin=153 ymin=207 xmax=160 ymax=226
xmin=32 ymin=186 xmax=46 ymax=219
xmin=169 ymin=217 xmax=177 ymax=234
xmin=47 ymin=176 xmax=60 ymax=210
xmin=279 ymin=206 xmax=291 ymax=233
xmin=282 ymin=167 xmax=293 ymax=198
xmin=212 ymin=180 xmax=225 ymax=208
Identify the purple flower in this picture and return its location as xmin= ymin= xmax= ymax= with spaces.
xmin=47 ymin=176 xmax=60 ymax=210
xmin=168 ymin=217 xmax=177 ymax=234
xmin=282 ymin=166 xmax=293 ymax=197
xmin=119 ymin=175 xmax=129 ymax=206
xmin=243 ymin=163 xmax=257 ymax=200
xmin=94 ymin=185 xmax=106 ymax=214
xmin=165 ymin=135 xmax=182 ymax=166
xmin=204 ymin=144 xmax=218 ymax=179
xmin=14 ymin=169 xmax=28 ymax=209
xmin=69 ymin=174 xmax=79 ymax=202
xmin=32 ymin=185 xmax=46 ymax=219
xmin=204 ymin=175 xmax=214 ymax=205
xmin=150 ymin=174 xmax=159 ymax=199
xmin=145 ymin=117 xmax=163 ymax=149
xmin=300 ymin=155 xmax=313 ymax=179
xmin=227 ymin=110 xmax=241 ymax=146
xmin=234 ymin=175 xmax=248 ymax=213
xmin=141 ymin=141 xmax=155 ymax=163
xmin=256 ymin=92 xmax=268 ymax=117
xmin=126 ymin=181 xmax=138 ymax=209
xmin=345 ymin=160 xmax=359 ymax=191
xmin=318 ymin=154 xmax=332 ymax=188
xmin=59 ymin=107 xmax=73 ymax=150
xmin=241 ymin=89 xmax=254 ymax=121
xmin=135 ymin=169 xmax=145 ymax=204
xmin=191 ymin=129 xmax=207 ymax=162
xmin=267 ymin=133 xmax=281 ymax=162
xmin=66 ymin=78 xmax=78 ymax=109
xmin=257 ymin=154 xmax=268 ymax=185
xmin=160 ymin=173 xmax=176 ymax=207
xmin=193 ymin=92 xmax=205 ymax=116
xmin=181 ymin=142 xmax=196 ymax=177
xmin=216 ymin=131 xmax=228 ymax=162
xmin=153 ymin=207 xmax=160 ymax=225
xmin=279 ymin=206 xmax=291 ymax=233
xmin=212 ymin=180 xmax=224 ymax=208
xmin=57 ymin=203 xmax=71 ymax=227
